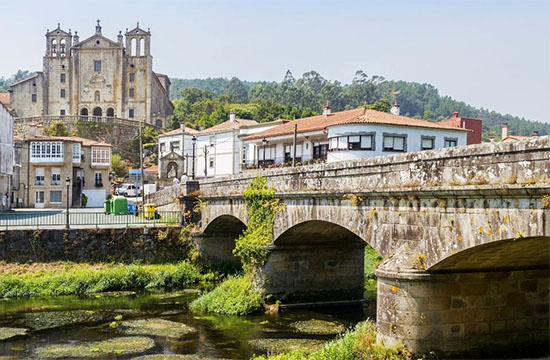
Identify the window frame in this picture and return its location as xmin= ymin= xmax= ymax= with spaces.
xmin=35 ymin=168 xmax=45 ymax=186
xmin=95 ymin=172 xmax=103 ymax=187
xmin=444 ymin=137 xmax=458 ymax=148
xmin=91 ymin=147 xmax=111 ymax=166
xmin=129 ymin=73 xmax=135 ymax=82
xmin=93 ymin=60 xmax=102 ymax=72
xmin=49 ymin=190 xmax=62 ymax=204
xmin=31 ymin=93 xmax=37 ymax=102
xmin=382 ymin=133 xmax=407 ymax=152
xmin=420 ymin=136 xmax=435 ymax=150
xmin=128 ymin=109 xmax=135 ymax=118
xmin=328 ymin=133 xmax=375 ymax=151
xmin=60 ymin=73 xmax=66 ymax=83
xmin=129 ymin=88 xmax=135 ymax=98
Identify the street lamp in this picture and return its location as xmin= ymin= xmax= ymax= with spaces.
xmin=65 ymin=176 xmax=70 ymax=229
xmin=191 ymin=136 xmax=196 ymax=180
xmin=262 ymin=138 xmax=268 ymax=169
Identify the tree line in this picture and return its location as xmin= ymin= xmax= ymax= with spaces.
xmin=170 ymin=70 xmax=549 ymax=140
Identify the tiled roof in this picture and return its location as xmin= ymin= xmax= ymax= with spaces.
xmin=13 ymin=136 xmax=23 ymax=142
xmin=9 ymin=73 xmax=39 ymax=87
xmin=502 ymin=135 xmax=529 ymax=141
xmin=26 ymin=135 xmax=112 ymax=147
xmin=245 ymin=108 xmax=468 ymax=141
xmin=160 ymin=126 xmax=200 ymax=137
xmin=0 ymin=93 xmax=10 ymax=105
xmin=198 ymin=119 xmax=258 ymax=135
xmin=145 ymin=165 xmax=158 ymax=172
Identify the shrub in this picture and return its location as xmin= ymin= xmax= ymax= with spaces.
xmin=189 ymin=274 xmax=263 ymax=316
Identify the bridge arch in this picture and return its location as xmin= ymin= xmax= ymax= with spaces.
xmin=196 ymin=214 xmax=246 ymax=267
xmin=265 ymin=220 xmax=375 ymax=302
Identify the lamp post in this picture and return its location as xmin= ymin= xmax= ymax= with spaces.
xmin=191 ymin=136 xmax=196 ymax=180
xmin=262 ymin=138 xmax=268 ymax=169
xmin=65 ymin=176 xmax=70 ymax=229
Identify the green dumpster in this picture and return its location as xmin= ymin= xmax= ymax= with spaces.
xmin=104 ymin=200 xmax=111 ymax=214
xmin=112 ymin=196 xmax=128 ymax=215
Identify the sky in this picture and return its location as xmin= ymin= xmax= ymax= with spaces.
xmin=1 ymin=0 xmax=549 ymax=122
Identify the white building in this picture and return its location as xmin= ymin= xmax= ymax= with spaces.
xmin=243 ymin=106 xmax=471 ymax=167
xmin=0 ymin=103 xmax=14 ymax=211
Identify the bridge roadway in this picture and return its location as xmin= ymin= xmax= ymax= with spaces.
xmin=153 ymin=136 xmax=550 ymax=355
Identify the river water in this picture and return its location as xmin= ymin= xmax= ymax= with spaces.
xmin=0 ymin=291 xmax=376 ymax=359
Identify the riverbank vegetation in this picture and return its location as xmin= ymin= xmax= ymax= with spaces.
xmin=0 ymin=261 xmax=201 ymax=298
xmin=252 ymin=321 xmax=411 ymax=360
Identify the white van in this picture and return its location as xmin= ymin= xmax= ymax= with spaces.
xmin=116 ymin=184 xmax=138 ymax=197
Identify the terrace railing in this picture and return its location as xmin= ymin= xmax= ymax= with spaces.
xmin=13 ymin=115 xmax=161 ymax=129
xmin=0 ymin=210 xmax=183 ymax=231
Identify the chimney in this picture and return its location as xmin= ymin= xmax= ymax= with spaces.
xmin=180 ymin=123 xmax=185 ymax=134
xmin=532 ymin=131 xmax=539 ymax=137
xmin=501 ymin=123 xmax=509 ymax=139
xmin=229 ymin=113 xmax=236 ymax=122
xmin=489 ymin=135 xmax=495 ymax=143
xmin=390 ymin=103 xmax=400 ymax=116
xmin=323 ymin=105 xmax=332 ymax=116
xmin=452 ymin=111 xmax=459 ymax=118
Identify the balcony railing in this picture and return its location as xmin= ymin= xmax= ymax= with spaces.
xmin=244 ymin=157 xmax=326 ymax=170
xmin=14 ymin=115 xmax=162 ymax=129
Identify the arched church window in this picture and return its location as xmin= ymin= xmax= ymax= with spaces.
xmin=94 ymin=91 xmax=100 ymax=101
xmin=131 ymin=38 xmax=137 ymax=56
xmin=139 ymin=38 xmax=145 ymax=56
xmin=60 ymin=39 xmax=66 ymax=57
xmin=106 ymin=108 xmax=115 ymax=117
xmin=80 ymin=108 xmax=88 ymax=116
xmin=51 ymin=39 xmax=57 ymax=57
xmin=93 ymin=107 xmax=102 ymax=117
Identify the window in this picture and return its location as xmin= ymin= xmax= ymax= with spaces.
xmin=50 ymin=190 xmax=62 ymax=204
xmin=360 ymin=135 xmax=374 ymax=150
xmin=421 ymin=136 xmax=435 ymax=150
xmin=209 ymin=157 xmax=214 ymax=168
xmin=383 ymin=134 xmax=406 ymax=152
xmin=50 ymin=168 xmax=61 ymax=185
xmin=94 ymin=60 xmax=101 ymax=72
xmin=94 ymin=90 xmax=100 ymax=101
xmin=170 ymin=141 xmax=180 ymax=152
xmin=313 ymin=142 xmax=329 ymax=160
xmin=106 ymin=108 xmax=114 ymax=117
xmin=337 ymin=136 xmax=348 ymax=150
xmin=95 ymin=172 xmax=103 ymax=186
xmin=72 ymin=143 xmax=81 ymax=163
xmin=35 ymin=168 xmax=45 ymax=185
xmin=60 ymin=89 xmax=66 ymax=98
xmin=129 ymin=109 xmax=135 ymax=118
xmin=284 ymin=145 xmax=292 ymax=163
xmin=444 ymin=138 xmax=458 ymax=147
xmin=30 ymin=142 xmax=63 ymax=161
xmin=348 ymin=135 xmax=361 ymax=150
xmin=91 ymin=147 xmax=111 ymax=165
xmin=160 ymin=143 xmax=166 ymax=152
xmin=60 ymin=109 xmax=66 ymax=116
xmin=60 ymin=73 xmax=66 ymax=83
xmin=129 ymin=88 xmax=134 ymax=97
xmin=129 ymin=73 xmax=135 ymax=82
xmin=32 ymin=94 xmax=37 ymax=102
xmin=328 ymin=134 xmax=374 ymax=151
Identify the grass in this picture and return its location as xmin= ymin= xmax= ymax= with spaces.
xmin=251 ymin=320 xmax=411 ymax=360
xmin=189 ymin=274 xmax=263 ymax=316
xmin=0 ymin=261 xmax=201 ymax=298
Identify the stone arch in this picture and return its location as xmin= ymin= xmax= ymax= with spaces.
xmin=428 ymin=236 xmax=550 ymax=272
xmin=51 ymin=39 xmax=57 ymax=56
xmin=60 ymin=38 xmax=66 ymax=57
xmin=92 ymin=107 xmax=102 ymax=117
xmin=267 ymin=220 xmax=372 ymax=302
xmin=106 ymin=107 xmax=115 ymax=117
xmin=80 ymin=107 xmax=89 ymax=116
xmin=130 ymin=38 xmax=137 ymax=56
xmin=198 ymin=215 xmax=247 ymax=267
xmin=166 ymin=162 xmax=178 ymax=179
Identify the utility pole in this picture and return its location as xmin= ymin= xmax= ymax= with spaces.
xmin=262 ymin=138 xmax=267 ymax=169
xmin=292 ymin=123 xmax=297 ymax=167
xmin=191 ymin=136 xmax=196 ymax=180
xmin=203 ymin=144 xmax=209 ymax=178
xmin=139 ymin=120 xmax=145 ymax=206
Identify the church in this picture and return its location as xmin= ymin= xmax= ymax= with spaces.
xmin=9 ymin=21 xmax=173 ymax=128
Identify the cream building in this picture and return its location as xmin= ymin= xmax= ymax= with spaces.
xmin=9 ymin=21 xmax=173 ymax=128
xmin=14 ymin=135 xmax=111 ymax=208
xmin=0 ymin=103 xmax=14 ymax=211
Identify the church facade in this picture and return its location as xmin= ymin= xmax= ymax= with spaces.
xmin=9 ymin=21 xmax=173 ymax=128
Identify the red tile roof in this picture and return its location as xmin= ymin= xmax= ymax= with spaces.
xmin=160 ymin=126 xmax=200 ymax=137
xmin=245 ymin=108 xmax=468 ymax=141
xmin=26 ymin=135 xmax=112 ymax=147
xmin=145 ymin=165 xmax=158 ymax=172
xmin=0 ymin=93 xmax=10 ymax=105
xmin=502 ymin=135 xmax=529 ymax=141
xmin=198 ymin=118 xmax=258 ymax=135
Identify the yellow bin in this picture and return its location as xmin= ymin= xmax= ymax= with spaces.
xmin=144 ymin=204 xmax=156 ymax=219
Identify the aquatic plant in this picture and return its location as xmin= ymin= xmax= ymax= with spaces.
xmin=0 ymin=326 xmax=28 ymax=340
xmin=118 ymin=318 xmax=197 ymax=338
xmin=189 ymin=274 xmax=263 ymax=316
xmin=289 ymin=319 xmax=346 ymax=335
xmin=249 ymin=338 xmax=326 ymax=354
xmin=33 ymin=336 xmax=155 ymax=358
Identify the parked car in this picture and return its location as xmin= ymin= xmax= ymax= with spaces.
xmin=116 ymin=183 xmax=138 ymax=197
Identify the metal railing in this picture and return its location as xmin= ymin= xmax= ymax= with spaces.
xmin=0 ymin=210 xmax=183 ymax=231
xmin=13 ymin=115 xmax=162 ymax=129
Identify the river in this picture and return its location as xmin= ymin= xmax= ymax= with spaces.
xmin=0 ymin=290 xmax=376 ymax=359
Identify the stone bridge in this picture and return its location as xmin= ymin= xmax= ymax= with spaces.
xmin=195 ymin=137 xmax=550 ymax=355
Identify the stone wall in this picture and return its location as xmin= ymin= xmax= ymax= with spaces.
xmin=0 ymin=227 xmax=186 ymax=263
xmin=377 ymin=269 xmax=550 ymax=356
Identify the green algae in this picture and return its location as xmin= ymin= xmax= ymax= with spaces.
xmin=0 ymin=327 xmax=27 ymax=341
xmin=33 ymin=336 xmax=155 ymax=358
xmin=132 ymin=355 xmax=222 ymax=360
xmin=249 ymin=338 xmax=326 ymax=354
xmin=16 ymin=309 xmax=140 ymax=331
xmin=118 ymin=318 xmax=197 ymax=338
xmin=289 ymin=319 xmax=347 ymax=335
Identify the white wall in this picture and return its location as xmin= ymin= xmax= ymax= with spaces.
xmin=0 ymin=105 xmax=14 ymax=176
xmin=195 ymin=131 xmax=238 ymax=178
xmin=326 ymin=124 xmax=467 ymax=163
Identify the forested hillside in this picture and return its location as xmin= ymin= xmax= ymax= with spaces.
xmin=0 ymin=70 xmax=36 ymax=92
xmin=170 ymin=70 xmax=549 ymax=140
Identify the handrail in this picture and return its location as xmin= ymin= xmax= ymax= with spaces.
xmin=13 ymin=115 xmax=161 ymax=129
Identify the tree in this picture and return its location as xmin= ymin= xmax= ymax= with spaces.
xmin=45 ymin=120 xmax=70 ymax=136
xmin=368 ymin=98 xmax=391 ymax=113
xmin=226 ymin=77 xmax=248 ymax=103
xmin=111 ymin=153 xmax=129 ymax=178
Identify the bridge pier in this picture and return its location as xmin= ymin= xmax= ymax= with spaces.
xmin=262 ymin=243 xmax=365 ymax=303
xmin=376 ymin=267 xmax=549 ymax=356
xmin=193 ymin=234 xmax=240 ymax=265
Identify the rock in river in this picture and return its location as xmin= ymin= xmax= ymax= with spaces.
xmin=33 ymin=336 xmax=155 ymax=358
xmin=119 ymin=318 xmax=197 ymax=338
